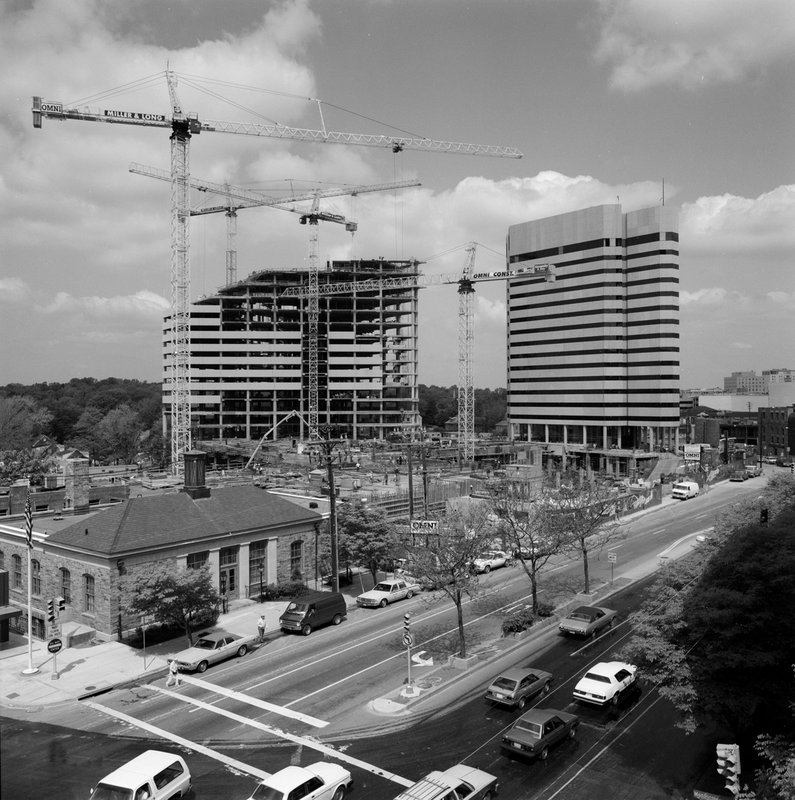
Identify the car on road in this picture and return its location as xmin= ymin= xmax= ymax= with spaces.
xmin=729 ymin=471 xmax=749 ymax=481
xmin=501 ymin=708 xmax=579 ymax=760
xmin=484 ymin=666 xmax=553 ymax=709
xmin=247 ymin=762 xmax=352 ymax=800
xmin=356 ymin=578 xmax=421 ymax=608
xmin=558 ymin=605 xmax=617 ymax=638
xmin=471 ymin=550 xmax=510 ymax=573
xmin=392 ymin=764 xmax=499 ymax=800
xmin=573 ymin=661 xmax=637 ymax=706
xmin=745 ymin=466 xmax=762 ymax=478
xmin=171 ymin=630 xmax=255 ymax=673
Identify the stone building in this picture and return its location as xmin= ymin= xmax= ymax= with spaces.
xmin=0 ymin=461 xmax=323 ymax=642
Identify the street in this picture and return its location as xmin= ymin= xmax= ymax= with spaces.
xmin=1 ymin=481 xmax=759 ymax=800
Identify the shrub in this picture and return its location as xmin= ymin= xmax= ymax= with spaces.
xmin=502 ymin=607 xmax=535 ymax=636
xmin=263 ymin=579 xmax=306 ymax=600
xmin=534 ymin=600 xmax=555 ymax=618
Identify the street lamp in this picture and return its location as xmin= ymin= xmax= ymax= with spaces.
xmin=258 ymin=561 xmax=264 ymax=603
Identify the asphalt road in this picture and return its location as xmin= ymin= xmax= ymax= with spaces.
xmin=0 ymin=479 xmax=764 ymax=800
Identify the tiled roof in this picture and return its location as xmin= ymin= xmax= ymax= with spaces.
xmin=47 ymin=485 xmax=322 ymax=556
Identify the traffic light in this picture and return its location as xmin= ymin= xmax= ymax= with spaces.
xmin=716 ymin=743 xmax=741 ymax=797
xmin=404 ymin=613 xmax=411 ymax=634
xmin=47 ymin=598 xmax=55 ymax=623
xmin=760 ymin=508 xmax=769 ymax=525
xmin=57 ymin=596 xmax=66 ymax=613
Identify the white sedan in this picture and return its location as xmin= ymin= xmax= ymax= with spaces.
xmin=247 ymin=762 xmax=352 ymax=800
xmin=471 ymin=550 xmax=510 ymax=573
xmin=171 ymin=630 xmax=256 ymax=673
xmin=356 ymin=578 xmax=421 ymax=608
xmin=572 ymin=661 xmax=637 ymax=706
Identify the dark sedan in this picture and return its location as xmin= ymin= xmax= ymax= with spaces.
xmin=501 ymin=708 xmax=579 ymax=761
xmin=484 ymin=666 xmax=553 ymax=710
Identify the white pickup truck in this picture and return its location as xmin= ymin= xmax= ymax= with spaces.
xmin=356 ymin=578 xmax=421 ymax=608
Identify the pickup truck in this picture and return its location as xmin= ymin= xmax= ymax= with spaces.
xmin=356 ymin=578 xmax=421 ymax=608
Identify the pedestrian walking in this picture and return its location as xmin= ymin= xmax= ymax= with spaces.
xmin=257 ymin=614 xmax=266 ymax=643
xmin=166 ymin=659 xmax=181 ymax=687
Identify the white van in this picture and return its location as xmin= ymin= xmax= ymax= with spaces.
xmin=671 ymin=480 xmax=700 ymax=500
xmin=89 ymin=750 xmax=191 ymax=800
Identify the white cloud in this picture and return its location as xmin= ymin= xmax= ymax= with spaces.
xmin=36 ymin=290 xmax=168 ymax=318
xmin=0 ymin=277 xmax=30 ymax=304
xmin=594 ymin=0 xmax=795 ymax=91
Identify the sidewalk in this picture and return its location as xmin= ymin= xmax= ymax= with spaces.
xmin=0 ymin=493 xmax=688 ymax=715
xmin=0 ymin=599 xmax=290 ymax=712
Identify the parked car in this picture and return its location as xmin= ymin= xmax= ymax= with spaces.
xmin=172 ymin=630 xmax=255 ymax=673
xmin=764 ymin=456 xmax=778 ymax=464
xmin=572 ymin=661 xmax=637 ymax=706
xmin=279 ymin=591 xmax=347 ymax=636
xmin=745 ymin=466 xmax=762 ymax=478
xmin=484 ymin=666 xmax=553 ymax=710
xmin=356 ymin=578 xmax=421 ymax=608
xmin=501 ymin=708 xmax=579 ymax=760
xmin=729 ymin=471 xmax=749 ymax=481
xmin=392 ymin=764 xmax=499 ymax=800
xmin=246 ymin=762 xmax=352 ymax=800
xmin=558 ymin=605 xmax=617 ymax=638
xmin=471 ymin=550 xmax=510 ymax=573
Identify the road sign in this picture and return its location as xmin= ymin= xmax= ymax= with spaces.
xmin=47 ymin=638 xmax=63 ymax=654
xmin=608 ymin=551 xmax=617 ymax=563
xmin=402 ymin=633 xmax=414 ymax=648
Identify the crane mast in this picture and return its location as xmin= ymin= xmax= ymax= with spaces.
xmin=33 ymin=72 xmax=522 ymax=474
xmin=458 ymin=244 xmax=477 ymax=465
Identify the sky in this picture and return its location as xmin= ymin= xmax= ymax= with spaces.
xmin=1 ymin=0 xmax=793 ymax=391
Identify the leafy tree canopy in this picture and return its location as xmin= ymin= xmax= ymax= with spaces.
xmin=335 ymin=499 xmax=400 ymax=582
xmin=120 ymin=564 xmax=219 ymax=646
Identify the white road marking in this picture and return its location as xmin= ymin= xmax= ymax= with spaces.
xmin=180 ymin=675 xmax=329 ymax=727
xmin=151 ymin=686 xmax=414 ymax=787
xmin=82 ymin=700 xmax=271 ymax=780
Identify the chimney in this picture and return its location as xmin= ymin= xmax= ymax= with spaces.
xmin=182 ymin=451 xmax=211 ymax=499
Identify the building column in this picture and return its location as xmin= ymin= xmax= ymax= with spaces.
xmin=239 ymin=542 xmax=251 ymax=598
xmin=267 ymin=538 xmax=278 ymax=584
xmin=208 ymin=548 xmax=220 ymax=589
xmin=603 ymin=426 xmax=608 ymax=450
xmin=544 ymin=424 xmax=549 ymax=444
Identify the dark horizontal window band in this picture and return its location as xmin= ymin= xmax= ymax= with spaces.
xmin=510 ymin=231 xmax=677 ymax=262
xmin=626 ymin=277 xmax=679 ymax=288
xmin=508 ymin=360 xmax=680 ymax=370
xmin=625 ymin=251 xmax=679 ymax=262
xmin=508 ymin=389 xmax=680 ymax=396
xmin=509 ymin=346 xmax=680 ymax=357
xmin=510 ymin=333 xmax=679 ymax=345
xmin=510 ymin=321 xmax=674 ymax=334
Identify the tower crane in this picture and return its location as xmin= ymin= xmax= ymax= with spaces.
xmin=32 ymin=70 xmax=521 ymax=475
xmin=129 ymin=162 xmax=419 ymax=286
xmin=131 ymin=163 xmax=419 ymax=434
xmin=282 ymin=247 xmax=555 ymax=464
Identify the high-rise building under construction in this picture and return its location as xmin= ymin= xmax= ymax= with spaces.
xmin=505 ymin=204 xmax=680 ymax=463
xmin=162 ymin=259 xmax=420 ymax=444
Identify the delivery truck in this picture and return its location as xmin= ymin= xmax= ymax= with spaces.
xmin=671 ymin=480 xmax=700 ymax=500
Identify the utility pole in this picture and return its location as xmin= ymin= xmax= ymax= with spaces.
xmin=316 ymin=429 xmax=343 ymax=593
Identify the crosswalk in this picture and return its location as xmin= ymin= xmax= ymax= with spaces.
xmin=87 ymin=679 xmax=414 ymax=788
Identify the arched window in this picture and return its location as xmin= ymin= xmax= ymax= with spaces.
xmin=31 ymin=559 xmax=41 ymax=596
xmin=84 ymin=574 xmax=95 ymax=613
xmin=60 ymin=568 xmax=71 ymax=605
xmin=290 ymin=540 xmax=303 ymax=578
xmin=12 ymin=554 xmax=22 ymax=589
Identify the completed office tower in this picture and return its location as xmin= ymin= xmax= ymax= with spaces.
xmin=505 ymin=204 xmax=680 ymax=466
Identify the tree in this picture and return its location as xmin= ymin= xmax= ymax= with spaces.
xmin=0 ymin=396 xmax=53 ymax=449
xmin=335 ymin=499 xmax=400 ymax=583
xmin=94 ymin=404 xmax=141 ymax=463
xmin=0 ymin=448 xmax=51 ymax=487
xmin=120 ymin=564 xmax=219 ymax=647
xmin=408 ymin=498 xmax=492 ymax=658
xmin=547 ymin=480 xmax=625 ymax=594
xmin=487 ymin=479 xmax=565 ymax=613
xmin=619 ymin=477 xmax=795 ymax=737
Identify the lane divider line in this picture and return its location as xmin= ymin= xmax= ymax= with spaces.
xmin=180 ymin=675 xmax=329 ymax=728
xmin=82 ymin=700 xmax=271 ymax=781
xmin=150 ymin=686 xmax=414 ymax=787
